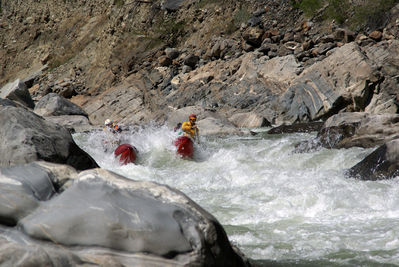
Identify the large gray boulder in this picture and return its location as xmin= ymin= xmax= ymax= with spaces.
xmin=0 ymin=165 xmax=248 ymax=267
xmin=0 ymin=79 xmax=34 ymax=108
xmin=278 ymin=43 xmax=379 ymax=123
xmin=0 ymin=106 xmax=98 ymax=170
xmin=34 ymin=93 xmax=88 ymax=117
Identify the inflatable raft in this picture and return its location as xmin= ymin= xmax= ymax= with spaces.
xmin=174 ymin=136 xmax=194 ymax=158
xmin=114 ymin=144 xmax=138 ymax=165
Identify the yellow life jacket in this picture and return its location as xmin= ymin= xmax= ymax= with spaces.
xmin=181 ymin=121 xmax=198 ymax=139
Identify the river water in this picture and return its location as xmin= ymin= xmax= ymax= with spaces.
xmin=73 ymin=125 xmax=399 ymax=266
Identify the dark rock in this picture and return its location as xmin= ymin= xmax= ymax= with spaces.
xmin=268 ymin=121 xmax=324 ymax=134
xmin=347 ymin=140 xmax=399 ymax=180
xmin=317 ymin=124 xmax=357 ymax=148
xmin=159 ymin=56 xmax=172 ymax=67
xmin=161 ymin=0 xmax=185 ymax=11
xmin=59 ymin=87 xmax=77 ymax=98
xmin=183 ymin=54 xmax=199 ymax=68
xmin=248 ymin=16 xmax=262 ymax=27
xmin=165 ymin=47 xmax=180 ymax=59
xmin=302 ymin=40 xmax=314 ymax=51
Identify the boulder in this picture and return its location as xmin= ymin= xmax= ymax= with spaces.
xmin=0 ymin=162 xmax=77 ymax=226
xmin=317 ymin=112 xmax=399 ymax=149
xmin=44 ymin=115 xmax=91 ymax=133
xmin=277 ymin=43 xmax=379 ymax=124
xmin=165 ymin=47 xmax=180 ymax=59
xmin=242 ymin=27 xmax=265 ymax=47
xmin=0 ymin=106 xmax=98 ymax=170
xmin=183 ymin=54 xmax=200 ymax=69
xmin=161 ymin=0 xmax=185 ymax=11
xmin=198 ymin=116 xmax=242 ymax=136
xmin=0 ymin=79 xmax=34 ymax=109
xmin=229 ymin=112 xmax=271 ymax=128
xmin=34 ymin=93 xmax=88 ymax=117
xmin=347 ymin=139 xmax=399 ymax=180
xmin=268 ymin=121 xmax=324 ymax=134
xmin=4 ymin=167 xmax=248 ymax=267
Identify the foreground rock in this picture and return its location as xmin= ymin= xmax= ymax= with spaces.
xmin=0 ymin=105 xmax=98 ymax=170
xmin=347 ymin=139 xmax=399 ymax=180
xmin=0 ymin=163 xmax=249 ymax=266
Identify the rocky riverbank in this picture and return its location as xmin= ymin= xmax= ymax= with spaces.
xmin=3 ymin=0 xmax=399 ymax=265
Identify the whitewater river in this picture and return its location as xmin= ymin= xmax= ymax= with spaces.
xmin=73 ymin=126 xmax=399 ymax=266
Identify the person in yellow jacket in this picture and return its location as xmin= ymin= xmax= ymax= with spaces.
xmin=181 ymin=114 xmax=200 ymax=144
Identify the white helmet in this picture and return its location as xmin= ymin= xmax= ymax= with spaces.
xmin=104 ymin=119 xmax=111 ymax=125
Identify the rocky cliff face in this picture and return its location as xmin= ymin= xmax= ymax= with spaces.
xmin=1 ymin=0 xmax=399 ymax=127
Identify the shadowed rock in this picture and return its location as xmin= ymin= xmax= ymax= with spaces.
xmin=0 ymin=162 xmax=77 ymax=226
xmin=0 ymin=99 xmax=18 ymax=107
xmin=347 ymin=139 xmax=399 ymax=180
xmin=268 ymin=121 xmax=323 ymax=134
xmin=0 ymin=106 xmax=98 ymax=170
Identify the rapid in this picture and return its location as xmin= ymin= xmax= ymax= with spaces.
xmin=73 ymin=125 xmax=399 ymax=266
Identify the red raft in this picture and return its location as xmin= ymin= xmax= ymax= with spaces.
xmin=114 ymin=144 xmax=138 ymax=165
xmin=174 ymin=136 xmax=194 ymax=158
